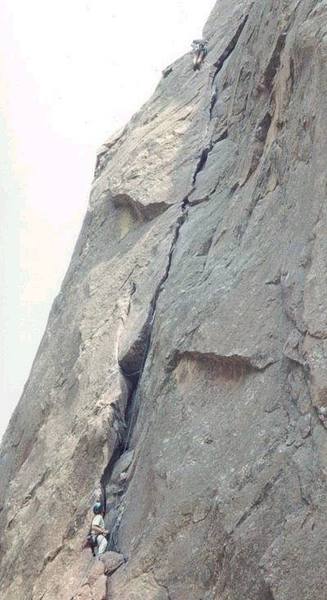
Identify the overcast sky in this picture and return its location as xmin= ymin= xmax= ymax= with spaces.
xmin=0 ymin=0 xmax=215 ymax=440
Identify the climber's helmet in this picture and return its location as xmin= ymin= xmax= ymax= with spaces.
xmin=93 ymin=502 xmax=103 ymax=515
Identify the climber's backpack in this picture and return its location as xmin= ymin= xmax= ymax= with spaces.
xmin=82 ymin=523 xmax=97 ymax=557
xmin=86 ymin=533 xmax=97 ymax=557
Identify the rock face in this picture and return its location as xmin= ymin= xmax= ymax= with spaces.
xmin=1 ymin=1 xmax=327 ymax=598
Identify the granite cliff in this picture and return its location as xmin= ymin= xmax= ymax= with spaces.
xmin=1 ymin=1 xmax=327 ymax=598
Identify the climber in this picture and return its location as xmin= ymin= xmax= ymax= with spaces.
xmin=90 ymin=502 xmax=109 ymax=556
xmin=191 ymin=39 xmax=208 ymax=70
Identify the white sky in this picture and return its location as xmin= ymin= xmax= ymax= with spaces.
xmin=0 ymin=0 xmax=215 ymax=440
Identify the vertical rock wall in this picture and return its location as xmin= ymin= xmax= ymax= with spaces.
xmin=1 ymin=1 xmax=327 ymax=599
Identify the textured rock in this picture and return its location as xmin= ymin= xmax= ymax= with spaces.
xmin=1 ymin=1 xmax=327 ymax=599
xmin=72 ymin=560 xmax=107 ymax=600
xmin=101 ymin=551 xmax=125 ymax=575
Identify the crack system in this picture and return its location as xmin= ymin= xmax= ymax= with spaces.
xmin=121 ymin=203 xmax=189 ymax=451
xmin=190 ymin=13 xmax=249 ymax=198
xmin=98 ymin=13 xmax=252 ymax=560
xmin=212 ymin=15 xmax=249 ymax=85
xmin=100 ymin=200 xmax=190 ymax=554
xmin=210 ymin=14 xmax=249 ymax=117
xmin=96 ymin=5 xmax=252 ymax=574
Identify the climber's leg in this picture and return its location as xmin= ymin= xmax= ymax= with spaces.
xmin=193 ymin=54 xmax=200 ymax=70
xmin=97 ymin=534 xmax=108 ymax=555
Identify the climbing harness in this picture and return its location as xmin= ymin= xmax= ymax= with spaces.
xmin=83 ymin=515 xmax=100 ymax=557
xmin=84 ymin=532 xmax=97 ymax=557
xmin=83 ymin=503 xmax=108 ymax=557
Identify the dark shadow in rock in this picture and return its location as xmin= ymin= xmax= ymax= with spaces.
xmin=113 ymin=193 xmax=169 ymax=223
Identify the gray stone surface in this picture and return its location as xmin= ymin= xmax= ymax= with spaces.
xmin=1 ymin=1 xmax=327 ymax=599
xmin=101 ymin=551 xmax=125 ymax=575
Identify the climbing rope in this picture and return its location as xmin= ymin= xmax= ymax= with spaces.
xmin=72 ymin=554 xmax=94 ymax=599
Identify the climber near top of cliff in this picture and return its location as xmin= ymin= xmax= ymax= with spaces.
xmin=90 ymin=502 xmax=109 ymax=557
xmin=191 ymin=39 xmax=208 ymax=70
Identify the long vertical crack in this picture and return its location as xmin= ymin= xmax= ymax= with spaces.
xmin=100 ymin=200 xmax=190 ymax=552
xmin=97 ymin=18 xmax=252 ymax=551
xmin=191 ymin=14 xmax=250 ymax=194
xmin=121 ymin=201 xmax=189 ymax=451
xmin=212 ymin=14 xmax=249 ymax=86
xmin=95 ymin=11 xmax=252 ymax=565
xmin=210 ymin=14 xmax=249 ymax=118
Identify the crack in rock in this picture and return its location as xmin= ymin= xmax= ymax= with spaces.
xmin=192 ymin=147 xmax=211 ymax=186
xmin=210 ymin=14 xmax=250 ymax=116
xmin=233 ymin=469 xmax=283 ymax=532
xmin=100 ymin=202 xmax=191 ymax=552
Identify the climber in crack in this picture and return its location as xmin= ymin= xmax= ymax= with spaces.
xmin=90 ymin=502 xmax=109 ymax=556
xmin=191 ymin=39 xmax=208 ymax=70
